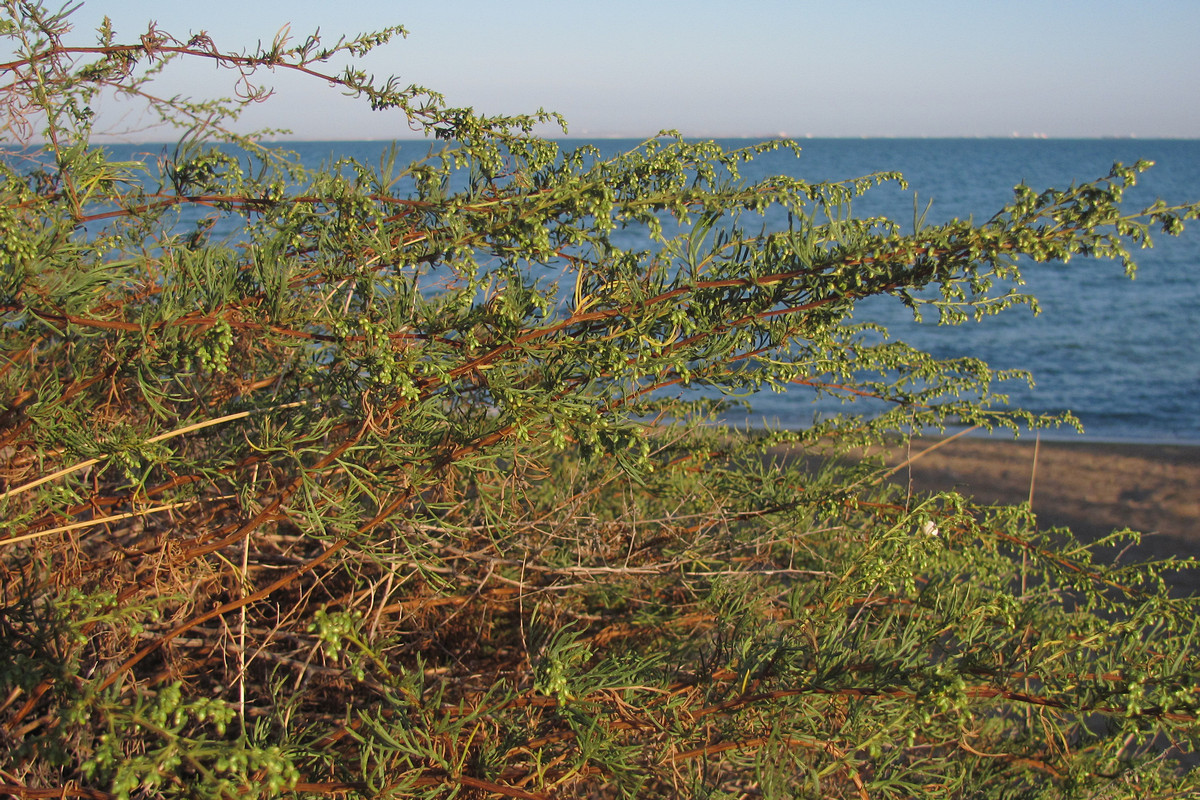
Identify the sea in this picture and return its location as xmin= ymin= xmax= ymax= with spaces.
xmin=86 ymin=138 xmax=1200 ymax=444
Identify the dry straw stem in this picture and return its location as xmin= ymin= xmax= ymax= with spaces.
xmin=0 ymin=496 xmax=231 ymax=548
xmin=0 ymin=402 xmax=305 ymax=504
xmin=867 ymin=423 xmax=981 ymax=488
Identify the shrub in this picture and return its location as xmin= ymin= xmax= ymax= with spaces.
xmin=3 ymin=3 xmax=1200 ymax=798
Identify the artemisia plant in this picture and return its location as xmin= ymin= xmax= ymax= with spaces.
xmin=2 ymin=2 xmax=1200 ymax=798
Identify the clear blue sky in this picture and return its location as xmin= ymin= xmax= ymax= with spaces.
xmin=42 ymin=1 xmax=1200 ymax=140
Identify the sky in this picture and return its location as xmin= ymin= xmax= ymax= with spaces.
xmin=20 ymin=0 xmax=1200 ymax=140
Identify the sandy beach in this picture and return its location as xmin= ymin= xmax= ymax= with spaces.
xmin=870 ymin=435 xmax=1200 ymax=567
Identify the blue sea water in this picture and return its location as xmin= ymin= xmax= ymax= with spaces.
xmin=692 ymin=138 xmax=1200 ymax=445
xmin=92 ymin=138 xmax=1200 ymax=443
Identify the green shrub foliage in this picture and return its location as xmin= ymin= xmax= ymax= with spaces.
xmin=3 ymin=3 xmax=1200 ymax=798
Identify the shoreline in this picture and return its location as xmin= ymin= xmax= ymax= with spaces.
xmin=933 ymin=428 xmax=1200 ymax=448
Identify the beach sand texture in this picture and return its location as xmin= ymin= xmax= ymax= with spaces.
xmin=874 ymin=437 xmax=1200 ymax=581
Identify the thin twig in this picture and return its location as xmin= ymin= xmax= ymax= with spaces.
xmin=866 ymin=424 xmax=981 ymax=488
xmin=1028 ymin=431 xmax=1041 ymax=507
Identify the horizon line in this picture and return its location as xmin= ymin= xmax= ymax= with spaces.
xmin=26 ymin=133 xmax=1198 ymax=147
